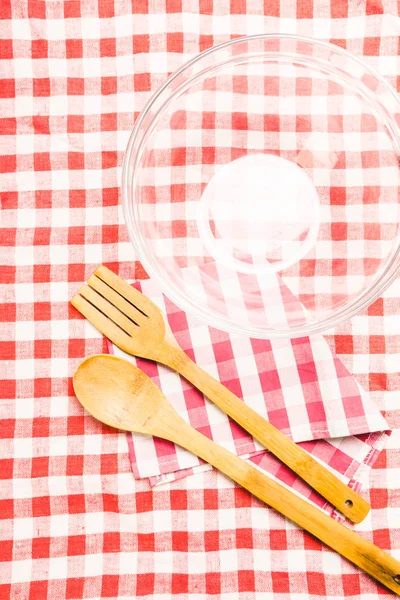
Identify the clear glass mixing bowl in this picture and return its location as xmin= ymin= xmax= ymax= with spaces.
xmin=122 ymin=35 xmax=400 ymax=338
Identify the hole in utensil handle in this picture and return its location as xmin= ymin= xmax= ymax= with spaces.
xmin=344 ymin=499 xmax=353 ymax=508
xmin=393 ymin=575 xmax=400 ymax=585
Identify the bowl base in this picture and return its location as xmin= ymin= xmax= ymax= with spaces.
xmin=197 ymin=153 xmax=320 ymax=275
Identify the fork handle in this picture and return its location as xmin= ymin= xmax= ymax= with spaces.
xmin=166 ymin=346 xmax=370 ymax=524
xmin=157 ymin=411 xmax=400 ymax=595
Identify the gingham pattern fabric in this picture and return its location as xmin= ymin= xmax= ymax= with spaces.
xmin=110 ymin=274 xmax=387 ymax=517
xmin=2 ymin=1 xmax=400 ymax=599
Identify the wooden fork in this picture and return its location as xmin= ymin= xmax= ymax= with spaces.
xmin=71 ymin=265 xmax=370 ymax=523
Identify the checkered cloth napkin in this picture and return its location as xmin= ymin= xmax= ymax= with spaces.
xmin=110 ymin=269 xmax=388 ymax=516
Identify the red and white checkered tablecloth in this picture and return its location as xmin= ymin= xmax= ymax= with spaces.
xmin=1 ymin=1 xmax=400 ymax=599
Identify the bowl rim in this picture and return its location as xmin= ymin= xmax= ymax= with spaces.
xmin=122 ymin=33 xmax=400 ymax=339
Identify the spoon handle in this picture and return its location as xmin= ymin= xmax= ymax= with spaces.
xmin=158 ymin=412 xmax=400 ymax=595
xmin=166 ymin=346 xmax=369 ymax=524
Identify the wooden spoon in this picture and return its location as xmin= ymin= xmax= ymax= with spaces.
xmin=73 ymin=354 xmax=400 ymax=595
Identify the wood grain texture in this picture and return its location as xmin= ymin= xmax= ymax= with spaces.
xmin=70 ymin=264 xmax=369 ymax=523
xmin=73 ymin=355 xmax=400 ymax=596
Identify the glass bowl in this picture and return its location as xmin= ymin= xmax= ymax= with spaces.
xmin=122 ymin=34 xmax=400 ymax=338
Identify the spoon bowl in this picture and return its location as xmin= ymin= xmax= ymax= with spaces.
xmin=73 ymin=354 xmax=170 ymax=435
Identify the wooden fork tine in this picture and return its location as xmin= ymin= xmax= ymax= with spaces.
xmin=87 ymin=274 xmax=148 ymax=326
xmin=93 ymin=265 xmax=152 ymax=316
xmin=71 ymin=293 xmax=134 ymax=353
xmin=78 ymin=284 xmax=138 ymax=334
